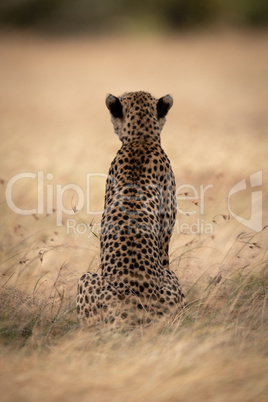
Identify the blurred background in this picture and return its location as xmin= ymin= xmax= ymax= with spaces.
xmin=0 ymin=1 xmax=267 ymax=293
xmin=0 ymin=0 xmax=268 ymax=33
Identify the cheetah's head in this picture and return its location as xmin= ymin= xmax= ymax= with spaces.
xmin=105 ymin=91 xmax=173 ymax=141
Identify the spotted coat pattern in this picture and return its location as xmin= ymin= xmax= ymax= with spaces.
xmin=77 ymin=91 xmax=186 ymax=326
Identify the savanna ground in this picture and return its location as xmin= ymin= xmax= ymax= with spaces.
xmin=0 ymin=31 xmax=267 ymax=401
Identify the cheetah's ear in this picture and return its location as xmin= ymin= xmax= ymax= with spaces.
xmin=106 ymin=94 xmax=123 ymax=119
xmin=157 ymin=95 xmax=173 ymax=119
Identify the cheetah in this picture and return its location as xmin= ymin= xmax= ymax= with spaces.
xmin=77 ymin=91 xmax=186 ymax=326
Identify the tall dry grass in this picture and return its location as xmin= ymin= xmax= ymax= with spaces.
xmin=0 ymin=31 xmax=267 ymax=401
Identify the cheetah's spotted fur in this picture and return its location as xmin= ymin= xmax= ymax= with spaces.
xmin=77 ymin=91 xmax=186 ymax=325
